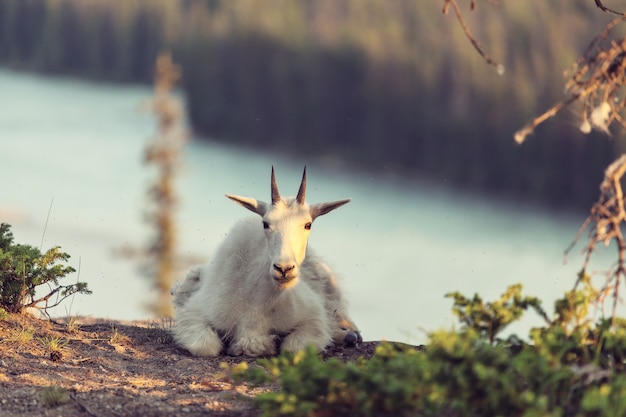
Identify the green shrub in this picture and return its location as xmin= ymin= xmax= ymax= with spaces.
xmin=0 ymin=223 xmax=90 ymax=314
xmin=233 ymin=283 xmax=626 ymax=417
xmin=235 ymin=337 xmax=577 ymax=417
xmin=445 ymin=283 xmax=549 ymax=345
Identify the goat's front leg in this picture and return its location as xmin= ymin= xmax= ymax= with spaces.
xmin=281 ymin=316 xmax=331 ymax=353
xmin=228 ymin=317 xmax=277 ymax=357
xmin=172 ymin=307 xmax=223 ymax=357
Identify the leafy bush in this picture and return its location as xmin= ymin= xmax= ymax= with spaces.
xmin=445 ymin=283 xmax=549 ymax=345
xmin=0 ymin=223 xmax=90 ymax=314
xmin=233 ymin=283 xmax=626 ymax=417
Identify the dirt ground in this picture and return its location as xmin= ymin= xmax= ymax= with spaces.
xmin=0 ymin=314 xmax=378 ymax=417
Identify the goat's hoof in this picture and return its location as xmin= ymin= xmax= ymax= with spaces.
xmin=344 ymin=331 xmax=362 ymax=346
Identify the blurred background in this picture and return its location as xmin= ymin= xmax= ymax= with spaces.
xmin=0 ymin=0 xmax=622 ymax=344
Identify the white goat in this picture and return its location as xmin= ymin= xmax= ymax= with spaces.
xmin=171 ymin=167 xmax=360 ymax=357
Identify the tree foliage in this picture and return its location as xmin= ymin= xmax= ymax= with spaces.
xmin=0 ymin=223 xmax=90 ymax=315
xmin=0 ymin=0 xmax=621 ymax=209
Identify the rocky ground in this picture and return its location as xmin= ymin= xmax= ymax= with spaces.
xmin=0 ymin=314 xmax=378 ymax=417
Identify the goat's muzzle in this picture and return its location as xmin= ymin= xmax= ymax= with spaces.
xmin=272 ymin=263 xmax=298 ymax=288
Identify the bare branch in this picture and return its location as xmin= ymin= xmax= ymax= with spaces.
xmin=442 ymin=0 xmax=504 ymax=73
xmin=566 ymin=154 xmax=626 ymax=328
xmin=594 ymin=0 xmax=626 ymax=17
xmin=514 ymin=95 xmax=581 ymax=144
xmin=515 ymin=18 xmax=626 ymax=143
xmin=24 ymin=285 xmax=78 ymax=311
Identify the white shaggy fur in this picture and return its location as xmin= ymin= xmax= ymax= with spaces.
xmin=171 ymin=167 xmax=359 ymax=357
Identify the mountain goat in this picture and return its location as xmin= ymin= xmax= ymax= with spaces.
xmin=171 ymin=167 xmax=361 ymax=357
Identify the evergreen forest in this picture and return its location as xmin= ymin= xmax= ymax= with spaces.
xmin=1 ymin=0 xmax=622 ymax=209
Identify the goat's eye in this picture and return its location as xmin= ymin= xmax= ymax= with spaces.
xmin=262 ymin=221 xmax=270 ymax=230
xmin=304 ymin=222 xmax=312 ymax=230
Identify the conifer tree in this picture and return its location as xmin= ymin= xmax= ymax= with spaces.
xmin=0 ymin=223 xmax=90 ymax=315
xmin=143 ymin=53 xmax=186 ymax=317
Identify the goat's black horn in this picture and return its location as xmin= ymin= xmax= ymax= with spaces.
xmin=271 ymin=166 xmax=281 ymax=205
xmin=296 ymin=166 xmax=306 ymax=204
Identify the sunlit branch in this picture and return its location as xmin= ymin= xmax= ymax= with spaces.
xmin=515 ymin=18 xmax=626 ymax=143
xmin=514 ymin=83 xmax=598 ymax=144
xmin=565 ymin=154 xmax=626 ymax=328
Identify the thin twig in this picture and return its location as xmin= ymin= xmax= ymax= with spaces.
xmin=514 ymin=95 xmax=580 ymax=144
xmin=442 ymin=0 xmax=504 ymax=72
xmin=564 ymin=217 xmax=592 ymax=264
xmin=39 ymin=197 xmax=54 ymax=250
xmin=594 ymin=0 xmax=626 ymax=17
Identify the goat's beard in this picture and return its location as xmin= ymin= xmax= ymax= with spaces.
xmin=273 ymin=274 xmax=298 ymax=289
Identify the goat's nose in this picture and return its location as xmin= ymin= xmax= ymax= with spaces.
xmin=273 ymin=263 xmax=295 ymax=276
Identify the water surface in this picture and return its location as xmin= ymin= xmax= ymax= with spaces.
xmin=0 ymin=69 xmax=607 ymax=344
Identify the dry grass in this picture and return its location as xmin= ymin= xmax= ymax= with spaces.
xmin=109 ymin=324 xmax=132 ymax=346
xmin=148 ymin=317 xmax=175 ymax=344
xmin=37 ymin=335 xmax=69 ymax=351
xmin=2 ymin=324 xmax=34 ymax=345
xmin=64 ymin=314 xmax=81 ymax=334
xmin=40 ymin=385 xmax=70 ymax=408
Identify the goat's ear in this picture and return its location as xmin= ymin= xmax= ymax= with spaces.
xmin=226 ymin=194 xmax=268 ymax=216
xmin=310 ymin=199 xmax=351 ymax=220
